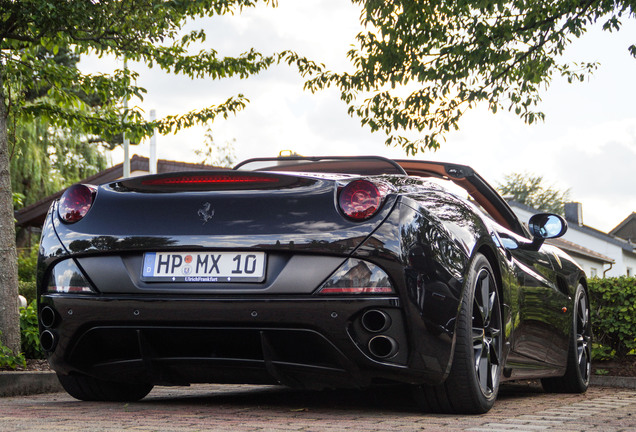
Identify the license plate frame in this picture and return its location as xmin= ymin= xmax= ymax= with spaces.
xmin=141 ymin=251 xmax=266 ymax=283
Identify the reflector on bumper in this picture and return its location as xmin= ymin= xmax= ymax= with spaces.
xmin=47 ymin=259 xmax=95 ymax=293
xmin=316 ymin=258 xmax=394 ymax=294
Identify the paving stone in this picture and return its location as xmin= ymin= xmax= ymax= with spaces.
xmin=0 ymin=383 xmax=634 ymax=431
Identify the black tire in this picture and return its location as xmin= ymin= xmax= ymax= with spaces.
xmin=414 ymin=253 xmax=503 ymax=414
xmin=58 ymin=373 xmax=153 ymax=402
xmin=541 ymin=283 xmax=591 ymax=393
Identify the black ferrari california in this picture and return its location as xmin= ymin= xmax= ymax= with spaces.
xmin=36 ymin=156 xmax=591 ymax=413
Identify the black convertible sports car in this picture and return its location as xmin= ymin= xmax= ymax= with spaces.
xmin=36 ymin=156 xmax=591 ymax=413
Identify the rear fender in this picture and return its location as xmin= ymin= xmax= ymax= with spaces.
xmin=352 ymin=200 xmax=476 ymax=383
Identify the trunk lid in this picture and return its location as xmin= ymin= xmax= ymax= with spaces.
xmin=53 ymin=170 xmax=398 ymax=256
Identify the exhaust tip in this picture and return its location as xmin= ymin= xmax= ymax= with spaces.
xmin=40 ymin=330 xmax=57 ymax=352
xmin=361 ymin=309 xmax=391 ymax=333
xmin=40 ymin=306 xmax=57 ymax=328
xmin=368 ymin=335 xmax=398 ymax=359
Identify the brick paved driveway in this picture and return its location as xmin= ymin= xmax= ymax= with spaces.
xmin=1 ymin=382 xmax=634 ymax=431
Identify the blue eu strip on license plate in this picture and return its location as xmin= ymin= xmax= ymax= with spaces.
xmin=141 ymin=251 xmax=266 ymax=283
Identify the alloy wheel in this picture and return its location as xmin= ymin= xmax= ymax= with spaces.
xmin=576 ymin=290 xmax=592 ymax=384
xmin=472 ymin=268 xmax=502 ymax=397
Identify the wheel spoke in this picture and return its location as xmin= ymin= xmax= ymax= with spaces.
xmin=578 ymin=296 xmax=588 ymax=329
xmin=577 ymin=337 xmax=589 ymax=364
xmin=489 ymin=327 xmax=502 ymax=338
xmin=474 ymin=340 xmax=483 ymax=371
xmin=489 ymin=358 xmax=498 ymax=390
xmin=488 ymin=338 xmax=500 ymax=366
xmin=479 ymin=273 xmax=490 ymax=322
xmin=478 ymin=344 xmax=488 ymax=391
xmin=487 ymin=291 xmax=496 ymax=323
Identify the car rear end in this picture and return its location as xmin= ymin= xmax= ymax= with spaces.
xmin=37 ymin=169 xmax=453 ymax=391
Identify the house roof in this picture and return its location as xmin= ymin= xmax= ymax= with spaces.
xmin=508 ymin=200 xmax=636 ymax=256
xmin=546 ymin=238 xmax=614 ymax=264
xmin=610 ymin=212 xmax=636 ymax=242
xmin=15 ymin=154 xmax=222 ymax=228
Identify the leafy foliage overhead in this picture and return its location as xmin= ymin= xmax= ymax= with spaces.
xmin=300 ymin=0 xmax=636 ymax=154
xmin=1 ymin=0 xmax=279 ymax=141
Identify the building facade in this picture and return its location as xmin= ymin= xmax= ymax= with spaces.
xmin=509 ymin=201 xmax=636 ymax=278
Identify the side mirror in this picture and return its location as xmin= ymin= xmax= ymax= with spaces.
xmin=523 ymin=213 xmax=568 ymax=250
xmin=529 ymin=213 xmax=568 ymax=239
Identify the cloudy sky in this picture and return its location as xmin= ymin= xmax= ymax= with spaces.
xmin=82 ymin=1 xmax=636 ymax=233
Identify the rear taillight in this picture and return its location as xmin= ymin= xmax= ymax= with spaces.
xmin=58 ymin=184 xmax=96 ymax=223
xmin=338 ymin=180 xmax=384 ymax=221
xmin=47 ymin=259 xmax=95 ymax=294
xmin=316 ymin=258 xmax=394 ymax=295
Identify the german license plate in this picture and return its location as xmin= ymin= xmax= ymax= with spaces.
xmin=141 ymin=252 xmax=266 ymax=283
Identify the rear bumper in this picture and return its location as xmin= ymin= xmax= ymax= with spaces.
xmin=40 ymin=294 xmax=450 ymax=389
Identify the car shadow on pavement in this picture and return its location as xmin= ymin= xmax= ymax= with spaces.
xmin=120 ymin=380 xmax=548 ymax=414
xmin=145 ymin=385 xmax=420 ymax=413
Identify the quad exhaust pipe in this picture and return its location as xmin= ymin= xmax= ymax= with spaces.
xmin=40 ymin=330 xmax=57 ymax=352
xmin=368 ymin=335 xmax=398 ymax=359
xmin=360 ymin=309 xmax=400 ymax=360
xmin=40 ymin=306 xmax=57 ymax=328
xmin=39 ymin=306 xmax=59 ymax=352
xmin=361 ymin=309 xmax=391 ymax=333
xmin=354 ymin=307 xmax=408 ymax=364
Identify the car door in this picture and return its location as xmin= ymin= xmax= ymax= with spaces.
xmin=507 ymin=243 xmax=570 ymax=364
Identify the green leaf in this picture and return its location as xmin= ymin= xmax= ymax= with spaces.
xmin=296 ymin=0 xmax=612 ymax=154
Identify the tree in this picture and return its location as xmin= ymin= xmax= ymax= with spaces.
xmin=195 ymin=126 xmax=237 ymax=168
xmin=497 ymin=172 xmax=570 ymax=215
xmin=0 ymin=0 xmax=279 ymax=354
xmin=301 ymin=0 xmax=635 ymax=155
xmin=9 ymin=46 xmax=110 ymax=213
xmin=11 ymin=119 xmax=109 ymax=208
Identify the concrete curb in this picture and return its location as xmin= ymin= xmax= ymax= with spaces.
xmin=591 ymin=375 xmax=636 ymax=389
xmin=0 ymin=371 xmax=634 ymax=398
xmin=0 ymin=371 xmax=62 ymax=397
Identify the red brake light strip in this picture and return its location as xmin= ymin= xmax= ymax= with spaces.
xmin=319 ymin=287 xmax=394 ymax=294
xmin=141 ymin=175 xmax=280 ymax=186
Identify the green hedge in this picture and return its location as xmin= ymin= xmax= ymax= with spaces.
xmin=0 ymin=248 xmax=42 ymax=368
xmin=20 ymin=301 xmax=44 ymax=360
xmin=18 ymin=247 xmax=38 ymax=303
xmin=0 ymin=300 xmax=44 ymax=369
xmin=19 ymin=280 xmax=37 ymax=304
xmin=17 ymin=246 xmax=38 ymax=283
xmin=0 ymin=331 xmax=26 ymax=369
xmin=588 ymin=276 xmax=636 ymax=360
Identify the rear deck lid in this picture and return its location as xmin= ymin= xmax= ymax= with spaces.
xmin=52 ymin=170 xmax=398 ymax=256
